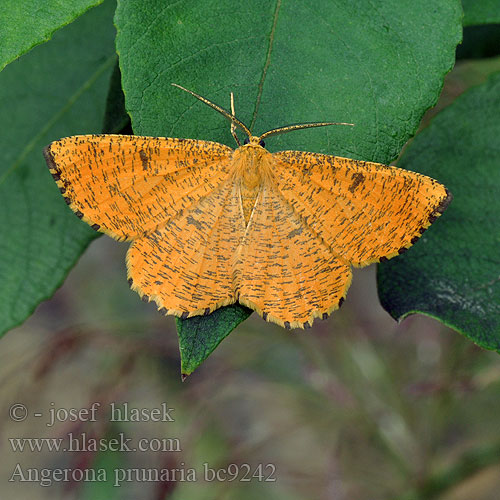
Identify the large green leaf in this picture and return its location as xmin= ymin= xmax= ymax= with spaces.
xmin=0 ymin=0 xmax=104 ymax=73
xmin=116 ymin=0 xmax=461 ymax=163
xmin=378 ymin=72 xmax=500 ymax=348
xmin=462 ymin=0 xmax=500 ymax=26
xmin=0 ymin=0 xmax=116 ymax=337
xmin=115 ymin=0 xmax=461 ymax=364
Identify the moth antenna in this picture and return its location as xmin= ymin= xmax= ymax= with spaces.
xmin=259 ymin=121 xmax=354 ymax=141
xmin=230 ymin=92 xmax=241 ymax=146
xmin=172 ymin=84 xmax=251 ymax=138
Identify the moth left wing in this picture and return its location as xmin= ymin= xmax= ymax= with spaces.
xmin=44 ymin=134 xmax=233 ymax=241
xmin=127 ymin=178 xmax=244 ymax=316
xmin=273 ymin=151 xmax=452 ymax=266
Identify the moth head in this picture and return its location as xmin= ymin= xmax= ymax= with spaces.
xmin=243 ymin=137 xmax=266 ymax=148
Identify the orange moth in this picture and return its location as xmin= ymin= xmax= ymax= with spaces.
xmin=44 ymin=84 xmax=451 ymax=329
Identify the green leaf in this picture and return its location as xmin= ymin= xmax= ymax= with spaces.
xmin=116 ymin=0 xmax=461 ymax=163
xmin=0 ymin=0 xmax=104 ymax=73
xmin=462 ymin=0 xmax=500 ymax=26
xmin=378 ymin=72 xmax=500 ymax=349
xmin=176 ymin=304 xmax=253 ymax=377
xmin=115 ymin=0 xmax=462 ymax=368
xmin=0 ymin=0 xmax=117 ymax=337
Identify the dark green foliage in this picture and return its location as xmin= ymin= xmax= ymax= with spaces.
xmin=3 ymin=0 xmax=498 ymax=371
xmin=378 ymin=72 xmax=500 ymax=349
xmin=0 ymin=0 xmax=104 ymax=71
xmin=462 ymin=0 xmax=500 ymax=26
xmin=0 ymin=1 xmax=116 ymax=336
xmin=457 ymin=25 xmax=500 ymax=59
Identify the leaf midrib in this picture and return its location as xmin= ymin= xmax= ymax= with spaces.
xmin=249 ymin=0 xmax=282 ymax=133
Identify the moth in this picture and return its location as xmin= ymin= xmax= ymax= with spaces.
xmin=44 ymin=84 xmax=451 ymax=329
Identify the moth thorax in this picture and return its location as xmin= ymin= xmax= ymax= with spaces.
xmin=233 ymin=145 xmax=272 ymax=190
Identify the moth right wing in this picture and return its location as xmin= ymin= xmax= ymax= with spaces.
xmin=44 ymin=134 xmax=234 ymax=241
xmin=273 ymin=151 xmax=451 ymax=266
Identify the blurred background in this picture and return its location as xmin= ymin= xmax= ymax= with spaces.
xmin=1 ymin=26 xmax=500 ymax=500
